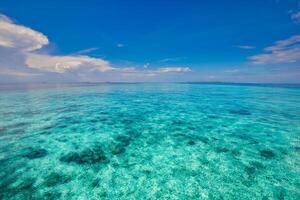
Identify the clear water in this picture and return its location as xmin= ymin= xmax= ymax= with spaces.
xmin=0 ymin=83 xmax=299 ymax=199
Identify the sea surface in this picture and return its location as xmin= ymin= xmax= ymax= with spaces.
xmin=0 ymin=83 xmax=299 ymax=199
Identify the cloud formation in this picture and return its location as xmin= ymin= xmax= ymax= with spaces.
xmin=290 ymin=11 xmax=300 ymax=22
xmin=0 ymin=14 xmax=191 ymax=82
xmin=235 ymin=45 xmax=255 ymax=50
xmin=249 ymin=35 xmax=300 ymax=64
xmin=26 ymin=54 xmax=114 ymax=73
xmin=115 ymin=66 xmax=191 ymax=77
xmin=0 ymin=15 xmax=48 ymax=51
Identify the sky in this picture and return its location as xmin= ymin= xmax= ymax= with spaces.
xmin=0 ymin=0 xmax=300 ymax=83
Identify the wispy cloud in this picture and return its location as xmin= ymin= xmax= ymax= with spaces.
xmin=72 ymin=47 xmax=99 ymax=55
xmin=156 ymin=67 xmax=191 ymax=73
xmin=117 ymin=43 xmax=124 ymax=48
xmin=249 ymin=35 xmax=300 ymax=64
xmin=117 ymin=66 xmax=191 ymax=76
xmin=289 ymin=11 xmax=300 ymax=22
xmin=235 ymin=45 xmax=255 ymax=50
xmin=159 ymin=57 xmax=184 ymax=63
xmin=224 ymin=69 xmax=240 ymax=73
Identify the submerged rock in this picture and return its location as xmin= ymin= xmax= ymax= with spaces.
xmin=115 ymin=135 xmax=131 ymax=146
xmin=197 ymin=136 xmax=209 ymax=144
xmin=126 ymin=129 xmax=141 ymax=138
xmin=44 ymin=172 xmax=71 ymax=187
xmin=0 ymin=174 xmax=19 ymax=195
xmin=187 ymin=140 xmax=196 ymax=145
xmin=174 ymin=133 xmax=209 ymax=145
xmin=44 ymin=192 xmax=62 ymax=200
xmin=22 ymin=148 xmax=47 ymax=159
xmin=121 ymin=119 xmax=134 ymax=124
xmin=245 ymin=160 xmax=264 ymax=176
xmin=229 ymin=109 xmax=251 ymax=116
xmin=111 ymin=133 xmax=137 ymax=155
xmin=0 ymin=127 xmax=6 ymax=133
xmin=215 ymin=147 xmax=230 ymax=153
xmin=173 ymin=120 xmax=185 ymax=125
xmin=231 ymin=149 xmax=241 ymax=157
xmin=60 ymin=145 xmax=108 ymax=164
xmin=5 ymin=177 xmax=36 ymax=198
xmin=260 ymin=149 xmax=276 ymax=159
xmin=245 ymin=166 xmax=256 ymax=176
xmin=110 ymin=134 xmax=134 ymax=155
xmin=250 ymin=161 xmax=264 ymax=169
xmin=111 ymin=142 xmax=126 ymax=155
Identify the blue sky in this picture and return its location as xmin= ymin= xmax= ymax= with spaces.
xmin=0 ymin=0 xmax=300 ymax=83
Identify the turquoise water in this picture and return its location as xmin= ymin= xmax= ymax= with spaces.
xmin=0 ymin=83 xmax=299 ymax=199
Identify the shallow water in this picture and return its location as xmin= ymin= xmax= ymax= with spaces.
xmin=0 ymin=83 xmax=299 ymax=199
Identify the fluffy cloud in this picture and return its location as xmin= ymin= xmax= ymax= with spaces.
xmin=26 ymin=54 xmax=114 ymax=73
xmin=0 ymin=15 xmax=48 ymax=52
xmin=0 ymin=13 xmax=190 ymax=81
xmin=249 ymin=35 xmax=300 ymax=64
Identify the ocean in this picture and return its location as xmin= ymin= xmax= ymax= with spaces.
xmin=0 ymin=83 xmax=299 ymax=199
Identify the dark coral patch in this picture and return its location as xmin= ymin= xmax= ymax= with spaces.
xmin=115 ymin=135 xmax=131 ymax=146
xmin=60 ymin=145 xmax=108 ymax=164
xmin=174 ymin=133 xmax=209 ymax=145
xmin=44 ymin=172 xmax=71 ymax=187
xmin=0 ymin=127 xmax=6 ymax=133
xmin=91 ymin=178 xmax=101 ymax=188
xmin=121 ymin=119 xmax=134 ymax=124
xmin=12 ymin=178 xmax=36 ymax=194
xmin=231 ymin=149 xmax=241 ymax=157
xmin=111 ymin=142 xmax=126 ymax=155
xmin=22 ymin=148 xmax=48 ymax=159
xmin=197 ymin=136 xmax=209 ymax=144
xmin=111 ymin=134 xmax=133 ymax=155
xmin=260 ymin=149 xmax=276 ymax=159
xmin=187 ymin=140 xmax=196 ymax=145
xmin=44 ymin=191 xmax=62 ymax=200
xmin=250 ymin=161 xmax=264 ymax=169
xmin=245 ymin=161 xmax=264 ymax=176
xmin=234 ymin=134 xmax=258 ymax=144
xmin=229 ymin=109 xmax=251 ymax=116
xmin=215 ymin=147 xmax=229 ymax=153
xmin=126 ymin=129 xmax=141 ymax=138
xmin=245 ymin=166 xmax=256 ymax=176
xmin=173 ymin=120 xmax=185 ymax=125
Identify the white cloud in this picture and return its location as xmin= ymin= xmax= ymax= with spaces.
xmin=117 ymin=43 xmax=124 ymax=48
xmin=156 ymin=67 xmax=191 ymax=73
xmin=249 ymin=35 xmax=300 ymax=64
xmin=0 ymin=17 xmax=48 ymax=52
xmin=116 ymin=66 xmax=191 ymax=76
xmin=26 ymin=53 xmax=114 ymax=73
xmin=0 ymin=13 xmax=192 ymax=82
